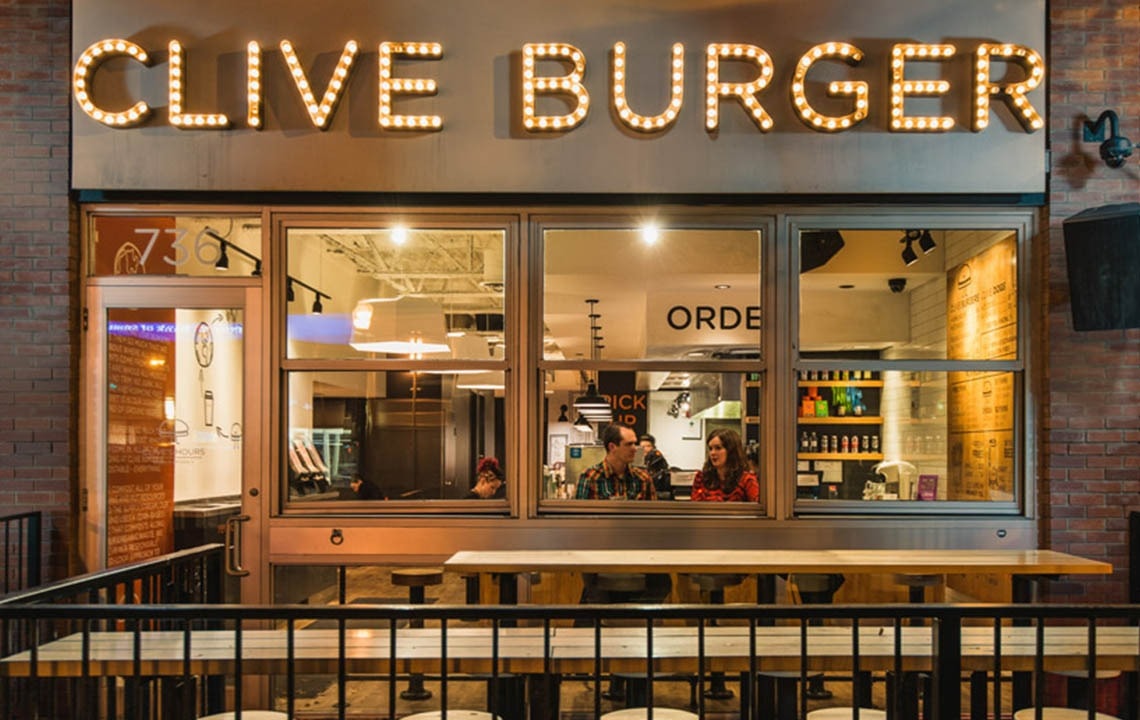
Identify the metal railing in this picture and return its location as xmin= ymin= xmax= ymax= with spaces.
xmin=0 ymin=601 xmax=1137 ymax=720
xmin=0 ymin=511 xmax=41 ymax=595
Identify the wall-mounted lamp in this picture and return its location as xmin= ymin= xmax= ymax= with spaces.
xmin=1083 ymin=110 xmax=1136 ymax=168
xmin=899 ymin=230 xmax=936 ymax=266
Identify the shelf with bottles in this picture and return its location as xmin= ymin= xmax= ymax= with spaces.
xmin=798 ymin=380 xmax=883 ymax=388
xmin=798 ymin=370 xmax=880 ymax=384
xmin=799 ymin=428 xmax=881 ymax=456
xmin=798 ymin=416 xmax=881 ymax=425
xmin=798 ymin=452 xmax=884 ymax=461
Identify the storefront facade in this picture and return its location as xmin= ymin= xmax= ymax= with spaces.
xmin=2 ymin=0 xmax=1135 ymax=604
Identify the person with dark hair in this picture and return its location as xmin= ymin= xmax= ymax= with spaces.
xmin=467 ymin=456 xmax=506 ymax=499
xmin=639 ymin=433 xmax=672 ymax=499
xmin=350 ymin=474 xmax=387 ymax=500
xmin=690 ymin=428 xmax=759 ymax=502
xmin=575 ymin=422 xmax=657 ymax=500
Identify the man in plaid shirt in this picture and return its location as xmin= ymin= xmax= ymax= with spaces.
xmin=575 ymin=422 xmax=657 ymax=500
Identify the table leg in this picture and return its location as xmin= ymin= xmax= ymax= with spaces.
xmin=1011 ymin=574 xmax=1038 ymax=710
xmin=756 ymin=574 xmax=777 ymax=605
xmin=496 ymin=572 xmax=520 ymax=604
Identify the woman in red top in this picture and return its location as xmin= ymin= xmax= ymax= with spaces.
xmin=690 ymin=428 xmax=760 ymax=502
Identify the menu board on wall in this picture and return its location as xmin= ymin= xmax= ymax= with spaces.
xmin=945 ymin=237 xmax=1017 ymax=501
xmin=106 ymin=308 xmax=175 ymax=567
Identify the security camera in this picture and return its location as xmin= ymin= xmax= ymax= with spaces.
xmin=888 ymin=277 xmax=907 ymax=293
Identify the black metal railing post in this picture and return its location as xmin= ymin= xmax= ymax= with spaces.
xmin=933 ymin=607 xmax=962 ymax=720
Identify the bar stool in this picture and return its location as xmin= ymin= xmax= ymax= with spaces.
xmin=1052 ymin=670 xmax=1122 ymax=711
xmin=600 ymin=708 xmax=699 ymax=720
xmin=1012 ymin=709 xmax=1119 ymax=720
xmin=891 ymin=573 xmax=942 ymax=720
xmin=806 ymin=708 xmax=887 ymax=720
xmin=403 ymin=712 xmax=501 ymax=720
xmin=688 ymin=573 xmax=745 ymax=700
xmin=392 ymin=567 xmax=444 ymax=701
xmin=198 ymin=713 xmax=289 ymax=720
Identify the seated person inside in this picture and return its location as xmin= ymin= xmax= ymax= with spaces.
xmin=639 ymin=433 xmax=672 ymax=499
xmin=575 ymin=422 xmax=671 ymax=603
xmin=467 ymin=456 xmax=506 ymax=499
xmin=690 ymin=428 xmax=759 ymax=502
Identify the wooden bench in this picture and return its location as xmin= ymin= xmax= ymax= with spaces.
xmin=4 ymin=623 xmax=1137 ymax=678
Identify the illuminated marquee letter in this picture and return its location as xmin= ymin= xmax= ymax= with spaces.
xmin=247 ymin=42 xmax=262 ymax=129
xmin=705 ymin=43 xmax=774 ymax=132
xmin=379 ymin=42 xmax=443 ymax=130
xmin=791 ymin=42 xmax=868 ymax=132
xmin=280 ymin=39 xmax=358 ymax=129
xmin=612 ymin=41 xmax=684 ymax=132
xmin=889 ymin=43 xmax=956 ymax=131
xmin=522 ymin=43 xmax=589 ymax=131
xmin=168 ymin=40 xmax=229 ymax=128
xmin=972 ymin=43 xmax=1044 ymax=132
xmin=72 ymin=39 xmax=151 ymax=127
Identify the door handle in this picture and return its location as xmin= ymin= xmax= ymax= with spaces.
xmin=223 ymin=514 xmax=251 ymax=577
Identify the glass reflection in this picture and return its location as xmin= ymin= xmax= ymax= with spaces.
xmin=285 ymin=371 xmax=506 ymax=503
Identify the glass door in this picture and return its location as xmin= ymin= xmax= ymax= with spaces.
xmin=81 ymin=284 xmax=264 ymax=600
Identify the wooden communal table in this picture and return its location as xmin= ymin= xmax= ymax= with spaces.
xmin=443 ymin=548 xmax=1113 ymax=604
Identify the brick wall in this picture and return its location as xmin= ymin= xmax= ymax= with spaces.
xmin=0 ymin=0 xmax=75 ymax=582
xmin=1045 ymin=1 xmax=1140 ymax=603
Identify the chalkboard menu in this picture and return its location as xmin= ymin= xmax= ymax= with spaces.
xmin=105 ymin=308 xmax=175 ymax=567
xmin=945 ymin=236 xmax=1017 ymax=501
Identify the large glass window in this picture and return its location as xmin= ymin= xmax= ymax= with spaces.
xmin=283 ymin=222 xmax=509 ymax=508
xmin=540 ymin=224 xmax=766 ymax=511
xmin=796 ymin=226 xmax=1021 ymax=509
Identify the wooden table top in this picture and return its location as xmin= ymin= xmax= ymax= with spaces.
xmin=444 ymin=549 xmax=1112 ymax=576
xmin=4 ymin=624 xmax=1134 ymax=677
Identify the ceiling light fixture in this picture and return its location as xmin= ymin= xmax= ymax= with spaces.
xmin=206 ymin=228 xmax=266 ymax=276
xmin=349 ymin=296 xmax=451 ymax=355
xmin=204 ymin=229 xmax=328 ymax=310
xmin=918 ymin=229 xmax=937 ymax=254
xmin=289 ymin=276 xmax=331 ymax=316
xmin=640 ymin=223 xmax=660 ymax=245
xmin=214 ymin=240 xmax=230 ymax=271
xmin=572 ymin=298 xmax=612 ymax=422
xmin=900 ymin=230 xmax=921 ymax=266
xmin=391 ymin=225 xmax=409 ymax=245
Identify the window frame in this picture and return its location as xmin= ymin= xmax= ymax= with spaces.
xmin=530 ymin=211 xmax=778 ymax=517
xmin=272 ymin=210 xmax=522 ymax=516
xmin=784 ymin=209 xmax=1036 ymax=518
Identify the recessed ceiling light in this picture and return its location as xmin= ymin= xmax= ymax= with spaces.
xmin=714 ymin=284 xmax=731 ymax=290
xmin=640 ymin=223 xmax=660 ymax=245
